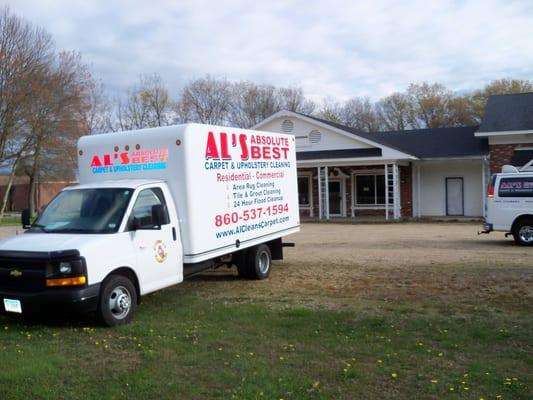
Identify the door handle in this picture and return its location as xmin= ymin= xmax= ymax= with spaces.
xmin=172 ymin=227 xmax=177 ymax=241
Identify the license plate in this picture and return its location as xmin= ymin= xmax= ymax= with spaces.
xmin=3 ymin=298 xmax=22 ymax=314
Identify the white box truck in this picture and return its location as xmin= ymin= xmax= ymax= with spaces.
xmin=0 ymin=124 xmax=300 ymax=325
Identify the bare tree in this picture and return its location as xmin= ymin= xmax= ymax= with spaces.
xmin=340 ymin=97 xmax=383 ymax=132
xmin=0 ymin=7 xmax=55 ymax=218
xmin=178 ymin=75 xmax=232 ymax=125
xmin=81 ymin=79 xmax=112 ymax=134
xmin=469 ymin=78 xmax=533 ymax=123
xmin=405 ymin=82 xmax=454 ymax=129
xmin=228 ymin=81 xmax=278 ymax=128
xmin=19 ymin=51 xmax=93 ymax=215
xmin=376 ymin=92 xmax=412 ymax=131
xmin=114 ymin=73 xmax=172 ymax=131
xmin=276 ymin=86 xmax=316 ymax=114
xmin=316 ymin=98 xmax=343 ymax=123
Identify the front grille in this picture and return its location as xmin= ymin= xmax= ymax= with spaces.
xmin=0 ymin=257 xmax=47 ymax=292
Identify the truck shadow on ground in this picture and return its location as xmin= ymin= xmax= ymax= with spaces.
xmin=186 ymin=272 xmax=240 ymax=282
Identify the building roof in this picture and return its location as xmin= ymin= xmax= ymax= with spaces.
xmin=296 ymin=148 xmax=381 ymax=161
xmin=302 ymin=114 xmax=488 ymax=159
xmin=478 ymin=92 xmax=533 ymax=133
xmin=369 ymin=126 xmax=488 ymax=159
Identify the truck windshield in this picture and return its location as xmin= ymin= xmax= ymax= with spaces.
xmin=33 ymin=188 xmax=133 ymax=233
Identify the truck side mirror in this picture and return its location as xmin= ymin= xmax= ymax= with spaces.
xmin=129 ymin=217 xmax=140 ymax=231
xmin=21 ymin=209 xmax=31 ymax=229
xmin=151 ymin=204 xmax=169 ymax=228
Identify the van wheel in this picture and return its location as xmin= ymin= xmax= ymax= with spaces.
xmin=246 ymin=244 xmax=272 ymax=280
xmin=512 ymin=219 xmax=533 ymax=246
xmin=98 ymin=275 xmax=137 ymax=326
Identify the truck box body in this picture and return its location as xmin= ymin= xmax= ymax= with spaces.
xmin=78 ymin=123 xmax=300 ymax=263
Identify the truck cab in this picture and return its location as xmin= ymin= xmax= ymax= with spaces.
xmin=0 ymin=180 xmax=183 ymax=325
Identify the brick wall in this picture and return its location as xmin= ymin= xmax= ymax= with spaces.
xmin=297 ymin=164 xmax=412 ymax=219
xmin=490 ymin=143 xmax=533 ymax=174
xmin=399 ymin=164 xmax=413 ymax=217
xmin=0 ymin=182 xmax=73 ymax=211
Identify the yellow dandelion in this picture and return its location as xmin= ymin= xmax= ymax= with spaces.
xmin=391 ymin=372 xmax=397 ymax=379
xmin=438 ymin=352 xmax=443 ymax=357
xmin=431 ymin=380 xmax=438 ymax=384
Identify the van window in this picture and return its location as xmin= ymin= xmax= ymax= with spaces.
xmin=498 ymin=177 xmax=533 ymax=197
xmin=131 ymin=187 xmax=169 ymax=228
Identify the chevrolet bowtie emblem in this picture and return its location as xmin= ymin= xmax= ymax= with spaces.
xmin=10 ymin=269 xmax=22 ymax=278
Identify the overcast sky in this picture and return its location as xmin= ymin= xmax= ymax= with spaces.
xmin=4 ymin=0 xmax=533 ymax=101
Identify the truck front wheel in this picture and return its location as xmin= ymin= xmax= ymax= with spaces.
xmin=246 ymin=244 xmax=272 ymax=280
xmin=98 ymin=275 xmax=138 ymax=326
xmin=512 ymin=219 xmax=533 ymax=246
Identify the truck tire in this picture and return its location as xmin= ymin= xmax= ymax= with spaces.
xmin=246 ymin=244 xmax=272 ymax=280
xmin=512 ymin=219 xmax=533 ymax=246
xmin=98 ymin=275 xmax=138 ymax=326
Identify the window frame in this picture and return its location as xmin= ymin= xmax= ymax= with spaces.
xmin=128 ymin=187 xmax=170 ymax=230
xmin=297 ymin=172 xmax=313 ymax=216
xmin=353 ymin=173 xmax=387 ymax=206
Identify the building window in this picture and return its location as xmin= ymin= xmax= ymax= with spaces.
xmin=355 ymin=174 xmax=386 ymax=205
xmin=297 ymin=176 xmax=311 ymax=206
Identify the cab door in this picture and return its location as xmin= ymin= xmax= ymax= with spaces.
xmin=128 ymin=186 xmax=182 ymax=293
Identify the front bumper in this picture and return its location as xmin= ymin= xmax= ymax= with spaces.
xmin=478 ymin=222 xmax=493 ymax=235
xmin=0 ymin=283 xmax=100 ymax=315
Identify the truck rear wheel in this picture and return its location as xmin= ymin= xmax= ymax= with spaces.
xmin=512 ymin=219 xmax=533 ymax=246
xmin=98 ymin=275 xmax=137 ymax=326
xmin=246 ymin=244 xmax=272 ymax=280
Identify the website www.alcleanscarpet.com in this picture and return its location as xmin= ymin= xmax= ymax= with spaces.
xmin=215 ymin=216 xmax=290 ymax=239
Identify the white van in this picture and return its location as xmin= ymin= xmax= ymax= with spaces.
xmin=481 ymin=161 xmax=533 ymax=246
xmin=0 ymin=124 xmax=300 ymax=325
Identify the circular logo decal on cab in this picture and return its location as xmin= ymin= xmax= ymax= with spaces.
xmin=153 ymin=240 xmax=167 ymax=263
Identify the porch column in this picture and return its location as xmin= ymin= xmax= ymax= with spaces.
xmin=317 ymin=166 xmax=322 ymax=220
xmin=384 ymin=164 xmax=389 ymax=221
xmin=482 ymin=158 xmax=487 ymax=218
xmin=417 ymin=165 xmax=421 ymax=218
xmin=393 ymin=163 xmax=400 ymax=220
xmin=324 ymin=166 xmax=329 ymax=220
xmin=317 ymin=166 xmax=330 ymax=220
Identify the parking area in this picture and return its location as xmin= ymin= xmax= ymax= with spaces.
xmin=1 ymin=222 xmax=531 ymax=310
xmin=185 ymin=222 xmax=532 ymax=310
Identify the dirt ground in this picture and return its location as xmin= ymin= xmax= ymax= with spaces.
xmin=1 ymin=223 xmax=531 ymax=309
xmin=194 ymin=222 xmax=533 ymax=310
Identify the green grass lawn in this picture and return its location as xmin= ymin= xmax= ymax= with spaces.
xmin=0 ymin=215 xmax=20 ymax=226
xmin=0 ymin=281 xmax=531 ymax=400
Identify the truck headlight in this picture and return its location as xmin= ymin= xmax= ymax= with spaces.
xmin=46 ymin=257 xmax=87 ymax=287
xmin=59 ymin=262 xmax=72 ymax=274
